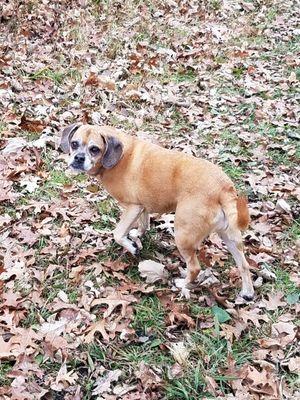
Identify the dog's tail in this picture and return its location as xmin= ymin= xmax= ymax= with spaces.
xmin=219 ymin=186 xmax=250 ymax=232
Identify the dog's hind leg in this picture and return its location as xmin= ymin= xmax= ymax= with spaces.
xmin=174 ymin=202 xmax=212 ymax=287
xmin=219 ymin=229 xmax=254 ymax=301
xmin=113 ymin=205 xmax=144 ymax=255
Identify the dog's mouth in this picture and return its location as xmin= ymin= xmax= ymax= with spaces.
xmin=70 ymin=162 xmax=86 ymax=171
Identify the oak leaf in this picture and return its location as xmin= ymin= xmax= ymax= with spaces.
xmin=91 ymin=294 xmax=137 ymax=318
xmin=51 ymin=362 xmax=79 ymax=391
xmin=83 ymin=319 xmax=110 ymax=343
xmin=260 ymin=292 xmax=286 ymax=311
xmin=138 ymin=260 xmax=168 ymax=283
xmin=92 ymin=369 xmax=122 ymax=395
xmin=237 ymin=308 xmax=269 ymax=327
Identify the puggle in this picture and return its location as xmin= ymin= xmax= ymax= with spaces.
xmin=60 ymin=123 xmax=255 ymax=301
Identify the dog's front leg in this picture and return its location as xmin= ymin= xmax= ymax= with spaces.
xmin=129 ymin=210 xmax=149 ymax=240
xmin=113 ymin=205 xmax=144 ymax=255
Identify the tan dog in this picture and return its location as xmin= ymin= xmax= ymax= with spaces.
xmin=60 ymin=124 xmax=254 ymax=301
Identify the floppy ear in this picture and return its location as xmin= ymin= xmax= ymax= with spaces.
xmin=60 ymin=123 xmax=81 ymax=153
xmin=102 ymin=136 xmax=123 ymax=169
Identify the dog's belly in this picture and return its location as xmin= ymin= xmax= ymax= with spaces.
xmin=142 ymin=200 xmax=176 ymax=214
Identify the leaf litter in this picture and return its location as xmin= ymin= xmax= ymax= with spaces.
xmin=0 ymin=0 xmax=299 ymax=399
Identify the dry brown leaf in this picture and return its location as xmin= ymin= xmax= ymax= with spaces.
xmin=83 ymin=319 xmax=110 ymax=343
xmin=138 ymin=260 xmax=168 ymax=283
xmin=167 ymin=304 xmax=196 ymax=328
xmin=0 ymin=336 xmax=18 ymax=360
xmin=260 ymin=292 xmax=286 ymax=311
xmin=220 ymin=321 xmax=248 ymax=342
xmin=19 ymin=115 xmax=46 ymax=133
xmin=287 ymin=356 xmax=300 ymax=373
xmin=168 ymin=342 xmax=190 ymax=365
xmin=51 ymin=362 xmax=78 ymax=391
xmin=241 ymin=364 xmax=279 ymax=397
xmin=271 ymin=321 xmax=297 ymax=346
xmin=135 ymin=361 xmax=162 ymax=388
xmin=237 ymin=308 xmax=269 ymax=327
xmin=92 ymin=370 xmax=122 ymax=395
xmin=91 ymin=294 xmax=137 ymax=317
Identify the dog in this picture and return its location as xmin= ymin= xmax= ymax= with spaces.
xmin=60 ymin=123 xmax=255 ymax=301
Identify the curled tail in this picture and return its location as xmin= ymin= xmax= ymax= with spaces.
xmin=220 ymin=187 xmax=250 ymax=232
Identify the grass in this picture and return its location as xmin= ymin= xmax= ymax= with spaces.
xmin=115 ymin=341 xmax=171 ymax=369
xmin=21 ymin=304 xmax=51 ymax=328
xmin=25 ymin=67 xmax=76 ymax=85
xmin=132 ymin=295 xmax=166 ymax=336
xmin=287 ymin=221 xmax=300 ymax=242
xmin=27 ymin=167 xmax=81 ymax=200
xmin=165 ymin=331 xmax=254 ymax=399
xmin=260 ymin=266 xmax=298 ymax=298
xmin=0 ymin=362 xmax=13 ymax=387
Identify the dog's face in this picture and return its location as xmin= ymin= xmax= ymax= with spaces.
xmin=60 ymin=124 xmax=123 ymax=173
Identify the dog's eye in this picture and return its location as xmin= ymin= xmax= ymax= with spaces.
xmin=71 ymin=141 xmax=79 ymax=150
xmin=89 ymin=146 xmax=100 ymax=155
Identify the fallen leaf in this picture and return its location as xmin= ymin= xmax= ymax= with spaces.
xmin=168 ymin=342 xmax=189 ymax=365
xmin=51 ymin=362 xmax=78 ymax=391
xmin=135 ymin=362 xmax=162 ymax=388
xmin=211 ymin=305 xmax=231 ymax=324
xmin=260 ymin=292 xmax=286 ymax=311
xmin=19 ymin=115 xmax=46 ymax=133
xmin=271 ymin=321 xmax=297 ymax=346
xmin=2 ymin=137 xmax=28 ymax=154
xmin=287 ymin=357 xmax=300 ymax=373
xmin=91 ymin=294 xmax=137 ymax=317
xmin=237 ymin=308 xmax=269 ymax=327
xmin=92 ymin=370 xmax=122 ymax=395
xmin=138 ymin=260 xmax=168 ymax=283
xmin=83 ymin=319 xmax=110 ymax=343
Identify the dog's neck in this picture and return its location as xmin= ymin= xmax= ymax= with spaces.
xmin=88 ymin=164 xmax=105 ymax=177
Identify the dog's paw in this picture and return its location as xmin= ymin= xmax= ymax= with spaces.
xmin=237 ymin=289 xmax=255 ymax=303
xmin=128 ymin=230 xmax=143 ymax=250
xmin=127 ymin=241 xmax=140 ymax=257
xmin=129 ymin=228 xmax=139 ymax=240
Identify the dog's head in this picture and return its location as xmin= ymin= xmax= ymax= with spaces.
xmin=60 ymin=124 xmax=123 ymax=173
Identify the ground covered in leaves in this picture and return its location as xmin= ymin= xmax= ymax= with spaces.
xmin=0 ymin=0 xmax=299 ymax=399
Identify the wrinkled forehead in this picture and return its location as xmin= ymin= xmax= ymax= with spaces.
xmin=72 ymin=127 xmax=105 ymax=147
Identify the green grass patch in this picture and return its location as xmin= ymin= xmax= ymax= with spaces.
xmin=267 ymin=148 xmax=297 ymax=167
xmin=220 ymin=130 xmax=240 ymax=147
xmin=287 ymin=221 xmax=300 ymax=242
xmin=221 ymin=163 xmax=245 ymax=182
xmin=132 ymin=295 xmax=166 ymax=336
xmin=0 ymin=362 xmax=13 ymax=387
xmin=115 ymin=340 xmax=170 ymax=368
xmin=29 ymin=169 xmax=72 ymax=200
xmin=94 ymin=199 xmax=119 ymax=231
xmin=160 ymin=69 xmax=198 ymax=84
xmin=261 ymin=266 xmax=298 ymax=297
xmin=166 ymin=331 xmax=254 ymax=399
xmin=21 ymin=304 xmax=51 ymax=328
xmin=26 ymin=67 xmax=68 ymax=85
xmin=232 ymin=65 xmax=247 ymax=78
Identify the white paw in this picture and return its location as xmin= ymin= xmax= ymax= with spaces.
xmin=119 ymin=237 xmax=139 ymax=256
xmin=239 ymin=289 xmax=255 ymax=302
xmin=127 ymin=242 xmax=139 ymax=256
xmin=128 ymin=230 xmax=143 ymax=250
xmin=129 ymin=228 xmax=139 ymax=240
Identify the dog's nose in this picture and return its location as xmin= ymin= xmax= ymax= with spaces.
xmin=74 ymin=153 xmax=85 ymax=163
